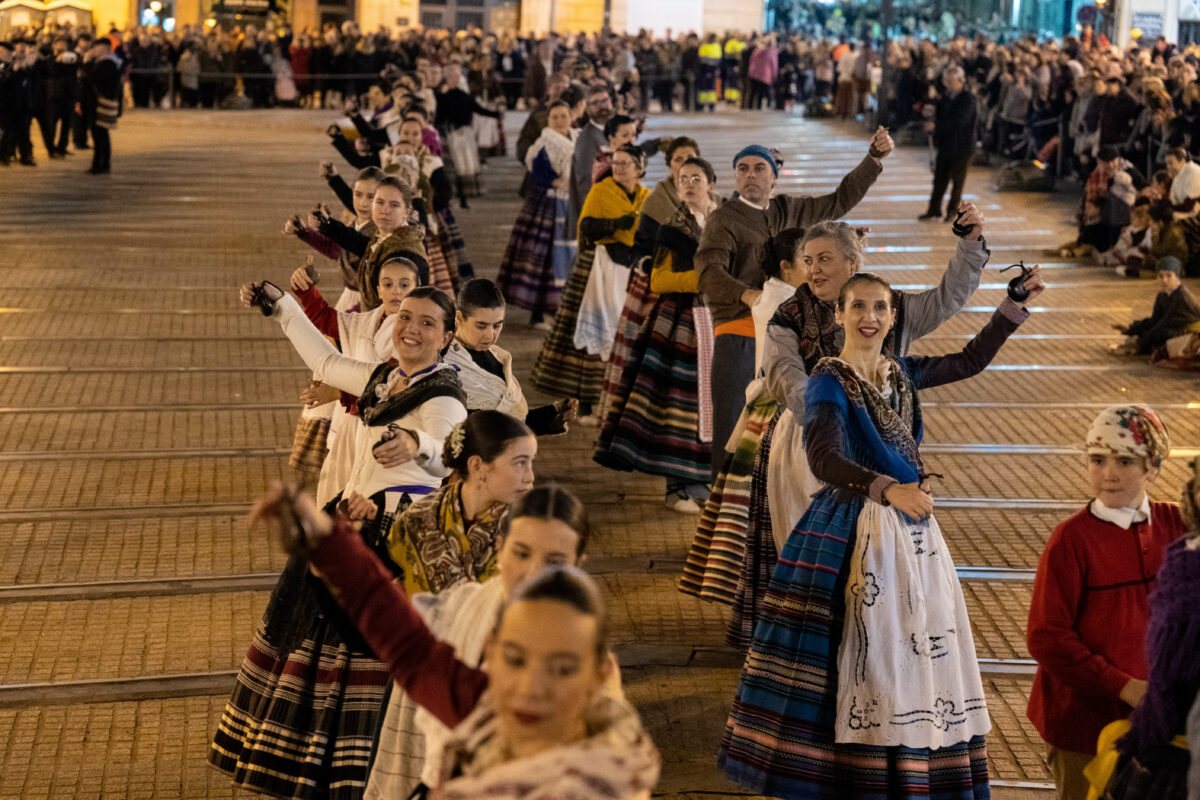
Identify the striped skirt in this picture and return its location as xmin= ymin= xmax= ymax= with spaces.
xmin=426 ymin=225 xmax=460 ymax=294
xmin=725 ymin=409 xmax=781 ymax=651
xmin=437 ymin=208 xmax=473 ymax=282
xmin=498 ymin=184 xmax=561 ymax=312
xmin=210 ymin=621 xmax=391 ymax=800
xmin=678 ymin=395 xmax=778 ymax=604
xmin=595 ymin=293 xmax=709 ymax=484
xmin=595 ymin=271 xmax=657 ymax=425
xmin=718 ymin=490 xmax=991 ymax=799
xmin=529 ymin=244 xmax=606 ymax=405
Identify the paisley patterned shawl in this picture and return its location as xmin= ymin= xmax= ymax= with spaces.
xmin=807 ymin=356 xmax=925 ymax=479
xmin=770 ymin=285 xmax=910 ymax=372
xmin=385 ymin=480 xmax=510 ymax=595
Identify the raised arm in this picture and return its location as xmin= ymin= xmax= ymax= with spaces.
xmin=897 ymin=210 xmax=991 ymax=351
xmin=326 ymin=173 xmax=355 ymax=215
xmin=902 ymin=297 xmax=1029 ymax=390
xmin=271 ymin=293 xmax=377 ymax=395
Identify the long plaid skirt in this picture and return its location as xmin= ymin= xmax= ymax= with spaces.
xmin=437 ymin=208 xmax=473 ymax=282
xmin=718 ymin=489 xmax=990 ymax=799
xmin=498 ymin=185 xmax=561 ymax=312
xmin=426 ymin=227 xmax=459 ymax=293
xmin=529 ymin=244 xmax=606 ymax=405
xmin=595 ymin=271 xmax=656 ymax=424
xmin=678 ymin=396 xmax=777 ymax=604
xmin=209 ymin=620 xmax=391 ymax=800
xmin=595 ymin=293 xmax=709 ymax=484
xmin=726 ymin=408 xmax=781 ymax=651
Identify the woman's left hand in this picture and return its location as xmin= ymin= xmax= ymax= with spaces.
xmin=1019 ymin=264 xmax=1046 ymax=306
xmin=557 ymin=398 xmax=580 ymax=426
xmin=249 ymin=481 xmax=333 ymax=552
xmin=373 ymin=428 xmax=419 ymax=468
xmin=955 ymin=201 xmax=985 ymax=240
xmin=342 ymin=491 xmax=378 ymax=521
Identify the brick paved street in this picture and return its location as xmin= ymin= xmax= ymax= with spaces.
xmin=2 ymin=106 xmax=1193 ymax=799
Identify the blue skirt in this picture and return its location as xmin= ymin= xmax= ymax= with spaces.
xmin=719 ymin=488 xmax=990 ymax=799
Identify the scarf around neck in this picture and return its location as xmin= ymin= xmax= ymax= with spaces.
xmin=529 ymin=126 xmax=577 ymax=179
xmin=435 ymin=692 xmax=660 ymax=800
xmin=385 ymin=480 xmax=509 ymax=595
xmin=579 ymin=177 xmax=651 ymax=248
xmin=358 ymin=361 xmax=466 ymax=428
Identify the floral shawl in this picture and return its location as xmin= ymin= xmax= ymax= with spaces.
xmin=805 ymin=356 xmax=925 ymax=485
xmin=434 ymin=693 xmax=660 ymax=800
xmin=385 ymin=480 xmax=509 ymax=595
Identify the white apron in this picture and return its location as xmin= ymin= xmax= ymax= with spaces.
xmin=836 ymin=502 xmax=991 ymax=749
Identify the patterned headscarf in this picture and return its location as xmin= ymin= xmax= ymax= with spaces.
xmin=1085 ymin=404 xmax=1171 ymax=469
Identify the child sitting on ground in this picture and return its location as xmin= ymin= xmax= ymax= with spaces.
xmin=1027 ymin=405 xmax=1184 ymax=800
xmin=1100 ymin=199 xmax=1153 ymax=277
xmin=1112 ymin=257 xmax=1200 ymax=355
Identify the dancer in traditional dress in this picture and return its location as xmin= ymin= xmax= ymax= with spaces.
xmin=678 ymin=226 xmax=805 ymax=604
xmin=590 ymin=114 xmax=638 ymax=184
xmin=443 ymin=278 xmax=579 ymax=433
xmin=497 ymin=100 xmax=577 ymax=328
xmin=593 ymin=137 xmax=711 ymax=430
xmin=283 ymin=165 xmax=385 ymax=485
xmin=389 ymin=117 xmax=469 ymax=292
xmin=720 ymin=267 xmax=1046 ymax=799
xmin=365 ymin=485 xmax=593 ymax=800
xmin=288 ymin=257 xmax=421 ymax=509
xmin=594 ymin=155 xmax=722 ymax=513
xmin=250 ymin=487 xmax=660 ymax=800
xmin=436 ymin=63 xmax=499 ymax=204
xmin=530 ymin=144 xmax=650 ymax=422
xmin=213 ymin=285 xmax=467 ymax=800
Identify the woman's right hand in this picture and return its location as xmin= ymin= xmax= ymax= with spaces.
xmin=238 ymin=282 xmax=258 ymax=309
xmin=613 ymin=212 xmax=638 ymax=230
xmin=301 ymin=381 xmax=340 ymax=408
xmin=319 ymin=161 xmax=336 ymax=180
xmin=290 ymin=264 xmax=315 ymax=293
xmin=283 ymin=215 xmax=302 ymax=235
xmin=250 ymin=481 xmax=334 ymax=553
xmin=884 ymin=482 xmax=933 ymax=519
xmin=342 ymin=491 xmax=379 ymax=521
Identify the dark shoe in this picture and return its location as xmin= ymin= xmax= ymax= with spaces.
xmin=917 ymin=212 xmax=939 ymax=221
xmin=48 ymin=151 xmax=65 ymax=159
xmin=86 ymin=166 xmax=110 ymax=174
xmin=249 ymin=280 xmax=284 ymax=316
xmin=19 ymin=158 xmax=36 ymax=166
xmin=75 ymin=144 xmax=90 ymax=150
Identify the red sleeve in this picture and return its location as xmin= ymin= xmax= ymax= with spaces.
xmin=295 ymin=225 xmax=344 ymax=261
xmin=308 ymin=519 xmax=489 ymax=728
xmin=1027 ymin=519 xmax=1133 ymax=700
xmin=295 ymin=285 xmax=341 ymax=343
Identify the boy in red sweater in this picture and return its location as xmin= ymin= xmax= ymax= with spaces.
xmin=1027 ymin=404 xmax=1184 ymax=800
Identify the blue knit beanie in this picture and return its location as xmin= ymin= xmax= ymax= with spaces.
xmin=733 ymin=145 xmax=779 ymax=176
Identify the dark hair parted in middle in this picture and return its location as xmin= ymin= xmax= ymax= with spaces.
xmin=442 ymin=409 xmax=534 ymax=476
xmin=836 ymin=272 xmax=894 ymax=311
xmin=404 ymin=286 xmax=457 ymax=348
xmin=457 ymin=278 xmax=506 ymax=318
xmin=508 ymin=484 xmax=591 ymax=557
xmin=665 ymin=136 xmax=700 ymax=162
xmin=680 ymin=156 xmax=717 ymax=185
xmin=502 ymin=565 xmax=609 ymax=662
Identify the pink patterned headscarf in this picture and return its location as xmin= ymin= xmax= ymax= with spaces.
xmin=1086 ymin=404 xmax=1171 ymax=469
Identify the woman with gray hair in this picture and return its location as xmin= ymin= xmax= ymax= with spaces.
xmin=737 ymin=204 xmax=991 ymax=650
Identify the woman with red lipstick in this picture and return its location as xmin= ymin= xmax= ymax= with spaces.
xmin=720 ymin=268 xmax=1045 ymax=799
xmin=367 ymin=485 xmax=593 ymax=799
xmin=246 ymin=486 xmax=661 ymax=800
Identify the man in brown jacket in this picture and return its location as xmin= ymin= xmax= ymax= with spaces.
xmin=696 ymin=126 xmax=893 ymax=476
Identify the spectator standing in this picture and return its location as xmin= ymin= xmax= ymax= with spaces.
xmin=747 ymin=35 xmax=778 ymax=110
xmin=920 ymin=66 xmax=977 ymax=222
xmin=81 ymin=37 xmax=120 ymax=175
